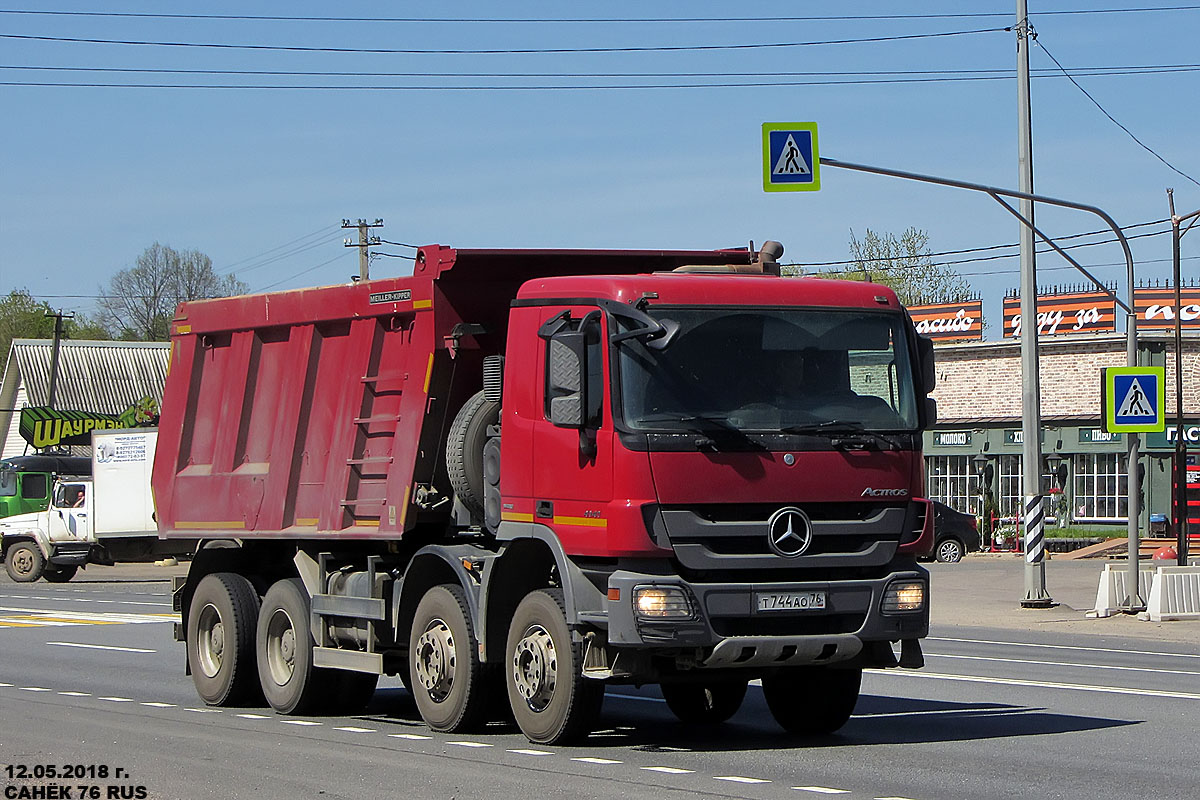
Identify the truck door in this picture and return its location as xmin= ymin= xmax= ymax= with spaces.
xmin=49 ymin=483 xmax=92 ymax=543
xmin=532 ymin=307 xmax=614 ymax=552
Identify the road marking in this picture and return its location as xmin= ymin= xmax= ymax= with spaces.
xmin=0 ymin=605 xmax=175 ymax=629
xmin=870 ymin=669 xmax=1200 ymax=700
xmin=48 ymin=641 xmax=156 ymax=654
xmin=793 ymin=788 xmax=850 ymax=795
xmin=19 ymin=686 xmax=51 ymax=692
xmin=447 ymin=741 xmax=492 ymax=748
xmin=927 ymin=652 xmax=1200 ymax=677
xmin=0 ymin=682 xmax=12 ymax=687
xmin=928 ymin=636 xmax=1200 ymax=660
xmin=876 ymin=796 xmax=923 ymax=800
xmin=281 ymin=720 xmax=322 ymax=726
xmin=99 ymin=696 xmax=133 ymax=702
xmin=641 ymin=766 xmax=693 ymax=774
xmin=59 ymin=691 xmax=91 ymax=697
xmin=607 ymin=692 xmax=666 ymax=703
xmin=184 ymin=707 xmax=221 ymax=713
xmin=508 ymin=749 xmax=553 ymax=756
xmin=334 ymin=726 xmax=375 ymax=733
xmin=237 ymin=713 xmax=269 ymax=719
xmin=141 ymin=702 xmax=175 ymax=708
xmin=388 ymin=733 xmax=432 ymax=740
xmin=572 ymin=757 xmax=622 ymax=765
xmin=715 ymin=776 xmax=770 ymax=784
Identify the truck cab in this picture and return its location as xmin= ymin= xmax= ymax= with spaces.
xmin=1 ymin=478 xmax=94 ymax=582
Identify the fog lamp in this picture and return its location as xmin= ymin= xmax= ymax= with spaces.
xmin=633 ymin=585 xmax=693 ymax=619
xmin=882 ymin=581 xmax=926 ymax=613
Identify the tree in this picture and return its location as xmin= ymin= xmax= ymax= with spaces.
xmin=97 ymin=243 xmax=248 ymax=341
xmin=847 ymin=227 xmax=973 ymax=306
xmin=0 ymin=289 xmax=111 ymax=361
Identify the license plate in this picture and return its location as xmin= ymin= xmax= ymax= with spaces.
xmin=756 ymin=591 xmax=827 ymax=612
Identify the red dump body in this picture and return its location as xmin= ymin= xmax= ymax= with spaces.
xmin=153 ymin=245 xmax=755 ymax=540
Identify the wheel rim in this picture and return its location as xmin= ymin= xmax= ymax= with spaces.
xmin=938 ymin=541 xmax=961 ymax=562
xmin=414 ymin=618 xmax=456 ymax=703
xmin=511 ymin=623 xmax=558 ymax=713
xmin=195 ymin=603 xmax=225 ymax=678
xmin=10 ymin=547 xmax=35 ymax=577
xmin=264 ymin=607 xmax=298 ymax=687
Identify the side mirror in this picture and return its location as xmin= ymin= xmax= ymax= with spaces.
xmin=924 ymin=397 xmax=938 ymax=426
xmin=916 ymin=335 xmax=936 ymax=394
xmin=547 ymin=332 xmax=587 ymax=429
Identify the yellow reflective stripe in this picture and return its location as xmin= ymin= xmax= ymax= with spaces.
xmin=501 ymin=512 xmax=535 ymax=523
xmin=175 ymin=520 xmax=245 ymax=530
xmin=413 ymin=299 xmax=433 ymax=310
xmin=423 ymin=353 xmax=435 ymax=393
xmin=553 ymin=515 xmax=607 ymax=528
xmin=294 ymin=518 xmax=319 ymax=527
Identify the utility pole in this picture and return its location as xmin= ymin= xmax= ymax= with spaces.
xmin=44 ymin=308 xmax=74 ymax=411
xmin=343 ymin=218 xmax=383 ymax=281
xmin=1016 ymin=0 xmax=1053 ymax=607
xmin=1168 ymin=189 xmax=1200 ymax=566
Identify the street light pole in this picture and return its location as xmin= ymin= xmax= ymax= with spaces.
xmin=1167 ymin=189 xmax=1200 ymax=566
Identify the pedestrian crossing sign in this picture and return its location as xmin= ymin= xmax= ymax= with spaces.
xmin=1102 ymin=366 xmax=1165 ymax=433
xmin=763 ymin=122 xmax=820 ymax=192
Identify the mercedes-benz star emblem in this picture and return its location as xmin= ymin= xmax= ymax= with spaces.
xmin=766 ymin=506 xmax=813 ymax=558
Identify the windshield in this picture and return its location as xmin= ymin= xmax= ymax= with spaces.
xmin=0 ymin=470 xmax=14 ymax=497
xmin=617 ymin=307 xmax=919 ymax=433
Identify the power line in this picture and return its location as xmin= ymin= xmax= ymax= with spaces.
xmin=1034 ymin=35 xmax=1200 ymax=189
xmin=1 ymin=7 xmax=1198 ymax=23
xmin=219 ymin=224 xmax=340 ymax=273
xmin=255 ymin=252 xmax=352 ymax=293
xmin=0 ymin=27 xmax=1008 ymax=56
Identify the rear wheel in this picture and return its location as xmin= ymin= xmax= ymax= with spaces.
xmin=505 ymin=589 xmax=603 ymax=745
xmin=187 ymin=572 xmax=262 ymax=706
xmin=326 ymin=670 xmax=380 ymax=714
xmin=936 ymin=538 xmax=964 ymax=563
xmin=4 ymin=542 xmax=45 ymax=582
xmin=43 ymin=565 xmax=79 ymax=583
xmin=762 ymin=666 xmax=861 ymax=735
xmin=409 ymin=584 xmax=489 ymax=732
xmin=661 ymin=679 xmax=748 ymax=724
xmin=257 ymin=578 xmax=328 ymax=715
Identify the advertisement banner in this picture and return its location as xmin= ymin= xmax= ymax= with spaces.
xmin=1003 ymin=290 xmax=1117 ymax=337
xmin=908 ymin=300 xmax=983 ymax=342
xmin=18 ymin=397 xmax=160 ymax=449
xmin=1133 ymin=286 xmax=1200 ymax=330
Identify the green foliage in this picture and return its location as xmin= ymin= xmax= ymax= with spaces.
xmin=847 ymin=227 xmax=973 ymax=306
xmin=97 ymin=243 xmax=248 ymax=341
xmin=0 ymin=289 xmax=111 ymax=361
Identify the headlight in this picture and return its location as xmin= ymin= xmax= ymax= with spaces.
xmin=881 ymin=581 xmax=926 ymax=613
xmin=633 ymin=585 xmax=693 ymax=619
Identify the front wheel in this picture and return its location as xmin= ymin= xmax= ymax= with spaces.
xmin=505 ymin=589 xmax=603 ymax=745
xmin=4 ymin=542 xmax=45 ymax=582
xmin=762 ymin=666 xmax=861 ymax=736
xmin=661 ymin=679 xmax=748 ymax=724
xmin=43 ymin=565 xmax=79 ymax=583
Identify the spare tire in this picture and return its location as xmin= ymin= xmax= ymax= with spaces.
xmin=446 ymin=390 xmax=501 ymax=520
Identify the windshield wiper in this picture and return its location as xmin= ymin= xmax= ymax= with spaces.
xmin=781 ymin=421 xmax=905 ymax=450
xmin=636 ymin=414 xmax=766 ymax=451
xmin=780 ymin=420 xmax=867 ymax=435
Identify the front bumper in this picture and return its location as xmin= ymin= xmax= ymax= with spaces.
xmin=605 ymin=568 xmax=928 ymax=669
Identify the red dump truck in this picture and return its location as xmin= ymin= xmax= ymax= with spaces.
xmin=154 ymin=242 xmax=936 ymax=744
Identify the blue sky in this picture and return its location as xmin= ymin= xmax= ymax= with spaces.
xmin=1 ymin=2 xmax=1197 ymax=339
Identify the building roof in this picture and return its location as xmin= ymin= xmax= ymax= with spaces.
xmin=0 ymin=339 xmax=170 ymax=457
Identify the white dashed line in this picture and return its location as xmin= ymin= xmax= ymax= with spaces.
xmin=508 ymin=749 xmax=553 ymax=756
xmin=571 ymin=757 xmax=622 ymax=765
xmin=640 ymin=766 xmax=694 ymax=775
xmin=876 ymin=796 xmax=923 ymax=800
xmin=281 ymin=720 xmax=322 ymax=726
xmin=58 ymin=691 xmax=91 ymax=697
xmin=184 ymin=707 xmax=221 ymax=713
xmin=607 ymin=692 xmax=667 ymax=703
xmin=48 ymin=641 xmax=156 ymax=653
xmin=334 ymin=726 xmax=375 ymax=733
xmin=447 ymin=741 xmax=492 ymax=748
xmin=237 ymin=713 xmax=270 ymax=719
xmin=99 ymin=696 xmax=134 ymax=702
xmin=19 ymin=687 xmax=51 ymax=692
xmin=140 ymin=702 xmax=175 ymax=708
xmin=388 ymin=733 xmax=432 ymax=740
xmin=716 ymin=776 xmax=770 ymax=784
xmin=793 ymin=788 xmax=850 ymax=795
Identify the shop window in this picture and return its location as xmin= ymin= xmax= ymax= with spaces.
xmin=997 ymin=455 xmax=1060 ymax=523
xmin=925 ymin=455 xmax=980 ymax=514
xmin=1073 ymin=453 xmax=1128 ymax=522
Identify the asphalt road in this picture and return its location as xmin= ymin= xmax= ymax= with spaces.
xmin=1 ymin=560 xmax=1197 ymax=800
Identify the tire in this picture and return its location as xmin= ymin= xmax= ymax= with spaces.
xmin=43 ymin=565 xmax=79 ymax=583
xmin=409 ymin=584 xmax=489 ymax=732
xmin=257 ymin=577 xmax=328 ymax=715
xmin=5 ymin=542 xmax=46 ymax=582
xmin=446 ymin=390 xmax=501 ymax=520
xmin=661 ymin=679 xmax=748 ymax=724
xmin=326 ymin=670 xmax=380 ymax=715
xmin=935 ymin=537 xmax=964 ymax=563
xmin=505 ymin=589 xmax=603 ymax=745
xmin=762 ymin=666 xmax=862 ymax=736
xmin=187 ymin=572 xmax=262 ymax=706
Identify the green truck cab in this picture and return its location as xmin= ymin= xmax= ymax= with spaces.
xmin=0 ymin=454 xmax=91 ymax=520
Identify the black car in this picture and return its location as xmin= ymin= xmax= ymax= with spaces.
xmin=930 ymin=501 xmax=982 ymax=563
